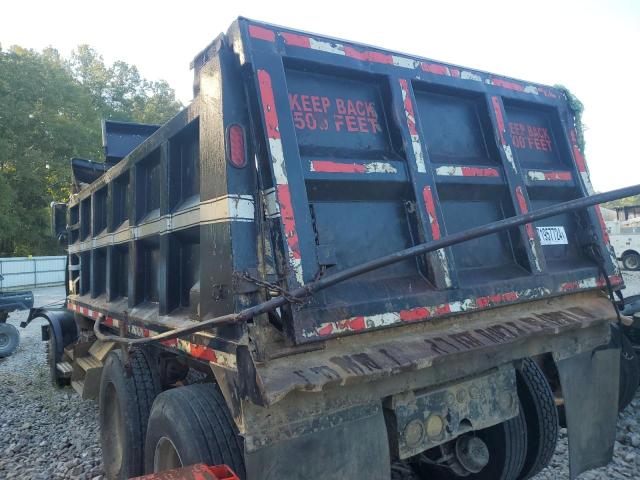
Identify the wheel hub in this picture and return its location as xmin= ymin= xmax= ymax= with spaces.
xmin=102 ymin=382 xmax=124 ymax=475
xmin=154 ymin=436 xmax=183 ymax=472
xmin=0 ymin=332 xmax=8 ymax=348
xmin=454 ymin=435 xmax=490 ymax=474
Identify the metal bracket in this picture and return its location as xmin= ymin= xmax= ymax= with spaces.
xmin=316 ymin=244 xmax=337 ymax=267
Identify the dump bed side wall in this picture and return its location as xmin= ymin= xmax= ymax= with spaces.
xmin=240 ymin=19 xmax=620 ymax=344
xmin=64 ymin=35 xmax=262 ymax=368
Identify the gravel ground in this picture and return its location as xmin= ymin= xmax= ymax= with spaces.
xmin=1 ymin=274 xmax=640 ymax=480
xmin=0 ymin=286 xmax=103 ymax=480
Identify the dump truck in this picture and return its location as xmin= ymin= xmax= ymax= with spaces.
xmin=25 ymin=17 xmax=640 ymax=480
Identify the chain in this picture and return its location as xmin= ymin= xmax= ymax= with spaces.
xmin=234 ymin=271 xmax=307 ymax=304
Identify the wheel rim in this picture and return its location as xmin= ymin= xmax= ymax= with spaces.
xmin=0 ymin=332 xmax=9 ymax=348
xmin=154 ymin=436 xmax=183 ymax=472
xmin=625 ymin=255 xmax=639 ymax=270
xmin=103 ymin=382 xmax=125 ymax=473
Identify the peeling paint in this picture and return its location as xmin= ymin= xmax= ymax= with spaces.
xmin=262 ymin=188 xmax=280 ymax=218
xmin=421 ymin=62 xmax=451 ymax=76
xmin=280 ymin=32 xmax=311 ymax=48
xmin=527 ymin=170 xmax=572 ymax=182
xmin=399 ymin=79 xmax=427 ymax=173
xmin=268 ymin=138 xmax=287 ymax=185
xmin=435 ymin=248 xmax=453 ymax=288
xmin=435 ymin=165 xmax=500 ymax=177
xmin=490 ymin=96 xmax=518 ymax=174
xmin=310 ymin=38 xmax=346 ymax=55
xmin=227 ymin=195 xmax=255 ymax=220
xmin=422 ymin=186 xmax=452 ymax=288
xmin=595 ymin=205 xmax=610 ymax=243
xmin=258 ymin=69 xmax=304 ymax=285
xmin=514 ymin=186 xmax=541 ymax=271
xmin=460 ymin=71 xmax=482 ymax=82
xmin=276 ymin=184 xmax=304 ymax=285
xmin=580 ymin=172 xmax=595 ymax=195
xmin=262 ymin=28 xmax=554 ymax=98
xmin=567 ymin=129 xmax=595 ymax=195
xmin=502 ymin=145 xmax=517 ymax=173
xmin=422 ymin=186 xmax=441 ymax=240
xmin=492 ymin=78 xmax=525 ymax=92
xmin=310 ymin=160 xmax=397 ymax=174
xmin=303 ymin=275 xmax=610 ymax=339
xmin=392 ymin=56 xmax=419 ymax=69
xmin=67 ymin=301 xmax=238 ymax=369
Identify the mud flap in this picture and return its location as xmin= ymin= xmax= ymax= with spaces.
xmin=555 ymin=346 xmax=620 ymax=479
xmin=244 ymin=403 xmax=390 ymax=480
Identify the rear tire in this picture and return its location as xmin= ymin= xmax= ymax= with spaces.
xmin=144 ymin=383 xmax=245 ymax=478
xmin=46 ymin=325 xmax=69 ymax=387
xmin=466 ymin=408 xmax=527 ymax=480
xmin=516 ymin=358 xmax=558 ymax=480
xmin=0 ymin=322 xmax=20 ymax=358
xmin=619 ymin=330 xmax=640 ymax=412
xmin=622 ymin=252 xmax=640 ymax=271
xmin=99 ymin=348 xmax=162 ymax=479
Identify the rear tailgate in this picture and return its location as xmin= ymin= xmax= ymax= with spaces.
xmin=239 ymin=19 xmax=620 ymax=344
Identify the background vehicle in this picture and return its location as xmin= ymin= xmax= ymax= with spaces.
xmin=25 ymin=18 xmax=639 ymax=480
xmin=0 ymin=274 xmax=34 ymax=358
xmin=606 ymin=220 xmax=640 ymax=270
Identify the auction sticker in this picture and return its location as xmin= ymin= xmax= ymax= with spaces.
xmin=537 ymin=226 xmax=568 ymax=245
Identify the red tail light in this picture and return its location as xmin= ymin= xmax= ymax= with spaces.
xmin=227 ymin=124 xmax=247 ymax=168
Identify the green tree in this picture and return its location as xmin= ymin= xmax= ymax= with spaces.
xmin=0 ymin=44 xmax=182 ymax=257
xmin=69 ymin=45 xmax=182 ymax=124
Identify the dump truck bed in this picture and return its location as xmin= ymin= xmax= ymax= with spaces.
xmin=64 ymin=18 xmax=620 ymax=353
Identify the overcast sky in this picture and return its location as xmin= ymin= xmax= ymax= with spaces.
xmin=1 ymin=0 xmax=638 ymax=192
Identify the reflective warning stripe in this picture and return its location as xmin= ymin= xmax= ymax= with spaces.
xmin=66 ymin=301 xmax=236 ymax=370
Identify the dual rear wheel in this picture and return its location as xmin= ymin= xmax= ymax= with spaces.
xmin=98 ymin=349 xmax=245 ymax=479
xmin=99 ymin=354 xmax=555 ymax=480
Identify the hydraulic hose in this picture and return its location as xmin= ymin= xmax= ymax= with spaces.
xmin=94 ymin=183 xmax=640 ymax=345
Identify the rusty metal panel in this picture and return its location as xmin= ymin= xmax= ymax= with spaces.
xmin=253 ymin=293 xmax=614 ymax=405
xmin=387 ymin=364 xmax=518 ymax=459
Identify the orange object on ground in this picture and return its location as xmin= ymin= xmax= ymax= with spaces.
xmin=130 ymin=464 xmax=240 ymax=480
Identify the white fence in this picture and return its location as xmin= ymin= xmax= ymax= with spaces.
xmin=0 ymin=256 xmax=66 ymax=290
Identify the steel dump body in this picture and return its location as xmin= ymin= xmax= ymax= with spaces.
xmin=62 ymin=18 xmax=623 ymax=479
xmin=240 ymin=24 xmax=621 ymax=344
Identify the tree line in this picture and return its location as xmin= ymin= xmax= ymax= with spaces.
xmin=0 ymin=44 xmax=182 ymax=257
